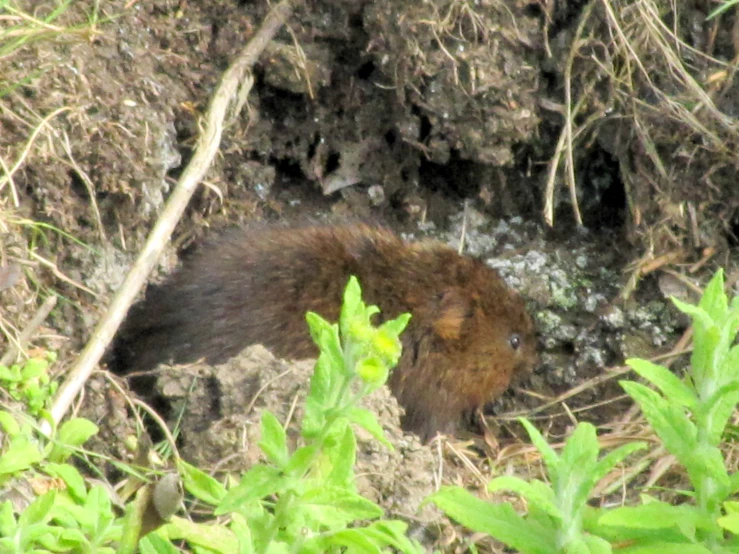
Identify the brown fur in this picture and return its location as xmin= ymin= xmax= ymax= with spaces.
xmin=110 ymin=223 xmax=538 ymax=441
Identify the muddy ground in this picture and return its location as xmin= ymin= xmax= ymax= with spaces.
xmin=2 ymin=0 xmax=739 ymax=551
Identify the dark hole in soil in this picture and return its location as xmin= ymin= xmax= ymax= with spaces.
xmin=204 ymin=376 xmax=222 ymax=422
xmin=348 ymin=12 xmax=363 ymax=30
xmin=577 ymin=145 xmax=626 ymax=231
xmin=523 ymin=2 xmax=543 ymax=17
xmin=419 ymin=151 xmax=482 ymax=198
xmin=270 ymin=157 xmax=305 ymax=181
xmin=413 ymin=106 xmax=432 ymax=142
xmin=356 ymin=59 xmax=375 ymax=80
xmin=561 ymin=340 xmax=576 ymax=355
xmin=324 ymin=151 xmax=341 ymax=175
xmin=170 ymin=116 xmax=196 ymax=180
xmin=540 ymin=69 xmax=558 ymax=95
xmin=69 ymin=170 xmax=89 ymax=199
xmin=549 ymin=0 xmax=592 ymax=38
xmin=726 ymin=212 xmax=739 ymax=247
xmin=127 ymin=374 xmax=172 ymax=442
xmin=384 ymin=129 xmax=397 ymax=146
xmin=307 ymin=132 xmax=320 ymax=159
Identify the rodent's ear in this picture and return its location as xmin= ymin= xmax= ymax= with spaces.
xmin=432 ymin=288 xmax=471 ymax=340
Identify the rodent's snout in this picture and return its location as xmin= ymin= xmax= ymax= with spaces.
xmin=513 ymin=333 xmax=539 ymax=375
xmin=518 ymin=351 xmax=540 ymax=374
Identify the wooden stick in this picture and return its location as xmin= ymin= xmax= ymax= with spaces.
xmin=46 ymin=0 xmax=297 ymax=433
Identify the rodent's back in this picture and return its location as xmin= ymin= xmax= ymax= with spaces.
xmin=111 ymin=223 xmax=537 ymax=441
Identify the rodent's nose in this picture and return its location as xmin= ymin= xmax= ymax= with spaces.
xmin=518 ymin=351 xmax=539 ymax=374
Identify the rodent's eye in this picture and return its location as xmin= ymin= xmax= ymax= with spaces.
xmin=509 ymin=333 xmax=522 ymax=351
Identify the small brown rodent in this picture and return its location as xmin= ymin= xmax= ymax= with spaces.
xmin=110 ymin=223 xmax=537 ymax=441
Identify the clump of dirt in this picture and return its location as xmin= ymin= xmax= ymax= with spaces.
xmin=363 ymin=0 xmax=541 ymax=167
xmin=142 ymin=346 xmax=441 ymax=526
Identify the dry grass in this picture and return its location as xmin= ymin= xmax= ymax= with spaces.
xmin=546 ymin=0 xmax=739 ymax=285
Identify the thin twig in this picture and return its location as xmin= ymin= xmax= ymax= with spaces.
xmin=0 ymin=295 xmax=57 ymax=366
xmin=0 ymin=106 xmax=71 ymax=198
xmin=46 ymin=0 xmax=297 ymax=433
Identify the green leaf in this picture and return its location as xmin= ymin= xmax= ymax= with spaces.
xmin=229 ymin=513 xmax=254 ymax=554
xmin=626 ymin=359 xmax=698 ymax=410
xmin=672 ymin=299 xmax=719 ymax=389
xmin=0 ymin=411 xmax=20 ymax=436
xmin=701 ymin=379 xmax=739 ymax=445
xmin=719 ymin=511 xmax=739 ymax=534
xmin=61 ymin=418 xmax=99 ymax=445
xmin=139 ymin=532 xmax=180 ymax=554
xmin=0 ymin=501 xmax=16 ymax=536
xmin=49 ymin=418 xmax=98 ymax=462
xmin=381 ymin=313 xmax=411 ymax=338
xmin=620 ymin=381 xmax=697 ymax=461
xmin=356 ymin=520 xmax=422 ymax=554
xmin=427 ymin=486 xmax=557 ymax=554
xmin=698 ymin=269 xmax=727 ymax=322
xmin=672 ymin=299 xmax=713 ymax=331
xmin=86 ymin=484 xmax=114 ymax=526
xmin=690 ymin=443 xmax=731 ymax=495
xmin=216 ymin=465 xmax=286 ymax=514
xmin=44 ymin=463 xmax=86 ymax=502
xmin=301 ymin=486 xmax=384 ymax=526
xmin=347 ymin=407 xmax=391 ymax=449
xmin=340 ymin=276 xmax=363 ymax=328
xmin=598 ymin=501 xmax=711 ymax=534
xmin=284 ymin=444 xmax=319 ymax=476
xmin=259 ymin=411 xmax=289 ymax=469
xmin=558 ymin=422 xmax=600 ymax=506
xmin=309 ymin=529 xmax=382 ymax=554
xmin=591 ymin=442 xmax=647 ymax=486
xmin=0 ymin=364 xmax=19 ymax=382
xmin=0 ymin=433 xmax=43 ymax=475
xmin=326 ymin=425 xmax=356 ymax=488
xmin=306 ymin=312 xmax=337 ymax=360
xmin=488 ymin=477 xmax=558 ymax=519
xmin=179 ymin=460 xmax=227 ymax=506
xmin=20 ymin=358 xmax=48 ymax=380
xmin=301 ymin=395 xmax=326 ymax=440
xmin=306 ymin=314 xmax=342 ymax=380
xmin=614 ymin=543 xmax=713 ymax=554
xmin=19 ymin=491 xmax=56 ymax=527
xmin=160 ymin=515 xmax=238 ymax=552
xmin=519 ymin=418 xmax=560 ymax=481
xmin=581 ymin=534 xmax=612 ymax=554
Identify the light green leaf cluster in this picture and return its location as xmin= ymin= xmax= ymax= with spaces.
xmin=0 ymin=353 xmax=58 ymax=416
xmin=0 ymin=402 xmax=114 ymax=553
xmin=430 ymin=419 xmax=643 ymax=554
xmin=602 ymin=269 xmax=739 ymax=550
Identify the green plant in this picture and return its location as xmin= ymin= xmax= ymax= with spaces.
xmin=148 ymin=276 xmax=422 ymax=553
xmin=0 ymin=467 xmax=122 ymax=554
xmin=0 ymin=353 xmax=58 ymax=416
xmin=0 ymin=358 xmax=112 ymax=552
xmin=428 ymin=418 xmax=644 ymax=554
xmin=595 ymin=268 xmax=739 ymax=551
